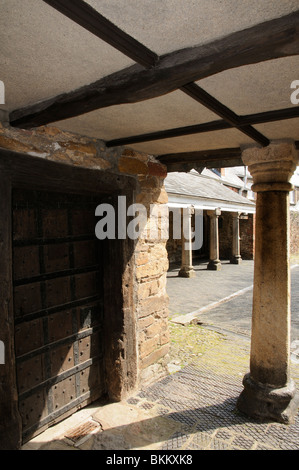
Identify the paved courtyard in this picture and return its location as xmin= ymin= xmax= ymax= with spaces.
xmin=23 ymin=259 xmax=299 ymax=451
xmin=167 ymin=259 xmax=299 ymax=343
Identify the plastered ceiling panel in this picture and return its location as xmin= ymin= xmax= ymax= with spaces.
xmin=86 ymin=0 xmax=299 ymax=55
xmin=196 ymin=57 xmax=299 ymax=115
xmin=1 ymin=1 xmax=298 ymax=157
xmin=127 ymin=128 xmax=256 ymax=155
xmin=253 ymin=118 xmax=299 ymax=142
xmin=52 ymin=89 xmax=219 ymax=140
xmin=0 ymin=0 xmax=133 ymax=111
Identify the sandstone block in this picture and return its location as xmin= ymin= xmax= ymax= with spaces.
xmin=135 ymin=251 xmax=149 ymax=266
xmin=140 ymin=344 xmax=169 ymax=370
xmin=118 ymin=156 xmax=148 ymax=175
xmin=61 ymin=141 xmax=97 ymax=156
xmin=121 ymin=148 xmax=148 ymax=162
xmin=156 ymin=188 xmax=168 ymax=204
xmin=139 ymin=336 xmax=160 ymax=359
xmin=138 ymin=315 xmax=155 ymax=332
xmin=0 ymin=135 xmax=39 ymax=154
xmin=148 ymin=161 xmax=167 ymax=178
xmin=138 ymin=294 xmax=168 ymax=319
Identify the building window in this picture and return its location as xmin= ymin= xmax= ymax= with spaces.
xmin=248 ymin=189 xmax=255 ymax=200
xmin=290 ymin=190 xmax=295 ymax=205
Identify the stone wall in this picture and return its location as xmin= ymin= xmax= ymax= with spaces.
xmin=219 ymin=212 xmax=232 ymax=259
xmin=0 ymin=122 xmax=170 ymax=389
xmin=134 ymin=173 xmax=170 ymax=386
xmin=166 ymin=210 xmax=182 ymax=265
xmin=240 ymin=213 xmax=255 ymax=260
xmin=290 ymin=210 xmax=299 ymax=255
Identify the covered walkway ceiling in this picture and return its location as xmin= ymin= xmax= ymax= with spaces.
xmin=1 ymin=0 xmax=299 ymax=171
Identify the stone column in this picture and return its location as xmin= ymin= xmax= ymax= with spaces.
xmin=231 ymin=212 xmax=242 ymax=264
xmin=207 ymin=208 xmax=221 ymax=270
xmin=179 ymin=207 xmax=195 ymax=278
xmin=237 ymin=141 xmax=299 ymax=423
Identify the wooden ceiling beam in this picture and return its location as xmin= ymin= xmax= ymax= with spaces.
xmin=41 ymin=1 xmax=286 ymax=148
xmin=10 ymin=11 xmax=299 ymax=129
xmin=240 ymin=107 xmax=299 ymax=126
xmin=159 ymin=142 xmax=299 ymax=170
xmin=165 ymin=157 xmax=243 ymax=172
xmin=158 ymin=147 xmax=242 ymax=164
xmin=106 ymin=107 xmax=299 ymax=148
xmin=180 ymin=83 xmax=269 ymax=146
xmin=106 ymin=120 xmax=231 ymax=147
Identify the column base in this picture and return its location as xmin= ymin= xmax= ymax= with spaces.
xmin=178 ymin=266 xmax=196 ymax=278
xmin=230 ymin=255 xmax=242 ymax=265
xmin=237 ymin=373 xmax=299 ymax=424
xmin=207 ymin=259 xmax=221 ymax=271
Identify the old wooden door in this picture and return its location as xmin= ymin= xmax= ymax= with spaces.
xmin=12 ymin=189 xmax=106 ymax=442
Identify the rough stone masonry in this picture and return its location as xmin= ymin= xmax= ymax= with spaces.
xmin=0 ymin=120 xmax=170 ymax=390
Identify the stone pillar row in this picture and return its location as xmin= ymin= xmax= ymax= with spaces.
xmin=179 ymin=207 xmax=243 ymax=274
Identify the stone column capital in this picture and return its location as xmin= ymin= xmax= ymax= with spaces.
xmin=241 ymin=141 xmax=298 ymax=190
xmin=187 ymin=205 xmax=195 ymax=216
xmin=207 ymin=208 xmax=221 ymax=218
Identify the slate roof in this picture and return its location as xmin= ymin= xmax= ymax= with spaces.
xmin=165 ymin=171 xmax=255 ymax=208
xmin=200 ymin=167 xmax=247 ymax=189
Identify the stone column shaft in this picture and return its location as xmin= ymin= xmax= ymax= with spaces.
xmin=237 ymin=141 xmax=299 ymax=424
xmin=207 ymin=208 xmax=221 ymax=270
xmin=179 ymin=207 xmax=195 ymax=278
xmin=231 ymin=212 xmax=242 ymax=264
xmin=251 ymin=190 xmax=290 ymax=386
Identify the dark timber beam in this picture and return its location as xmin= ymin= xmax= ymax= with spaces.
xmin=240 ymin=107 xmax=299 ymax=126
xmin=158 ymin=148 xmax=243 ymax=171
xmin=106 ymin=120 xmax=232 ymax=147
xmin=181 ymin=83 xmax=269 ymax=146
xmin=165 ymin=158 xmax=243 ymax=172
xmin=10 ymin=11 xmax=299 ymax=129
xmin=107 ymin=106 xmax=299 ymax=148
xmin=159 ymin=142 xmax=299 ymax=170
xmin=42 ymin=0 xmax=158 ymax=68
xmin=42 ymin=0 xmax=268 ymax=147
xmin=158 ymin=147 xmax=242 ymax=165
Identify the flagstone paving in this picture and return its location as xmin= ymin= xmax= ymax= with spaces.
xmin=22 ymin=259 xmax=299 ymax=451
